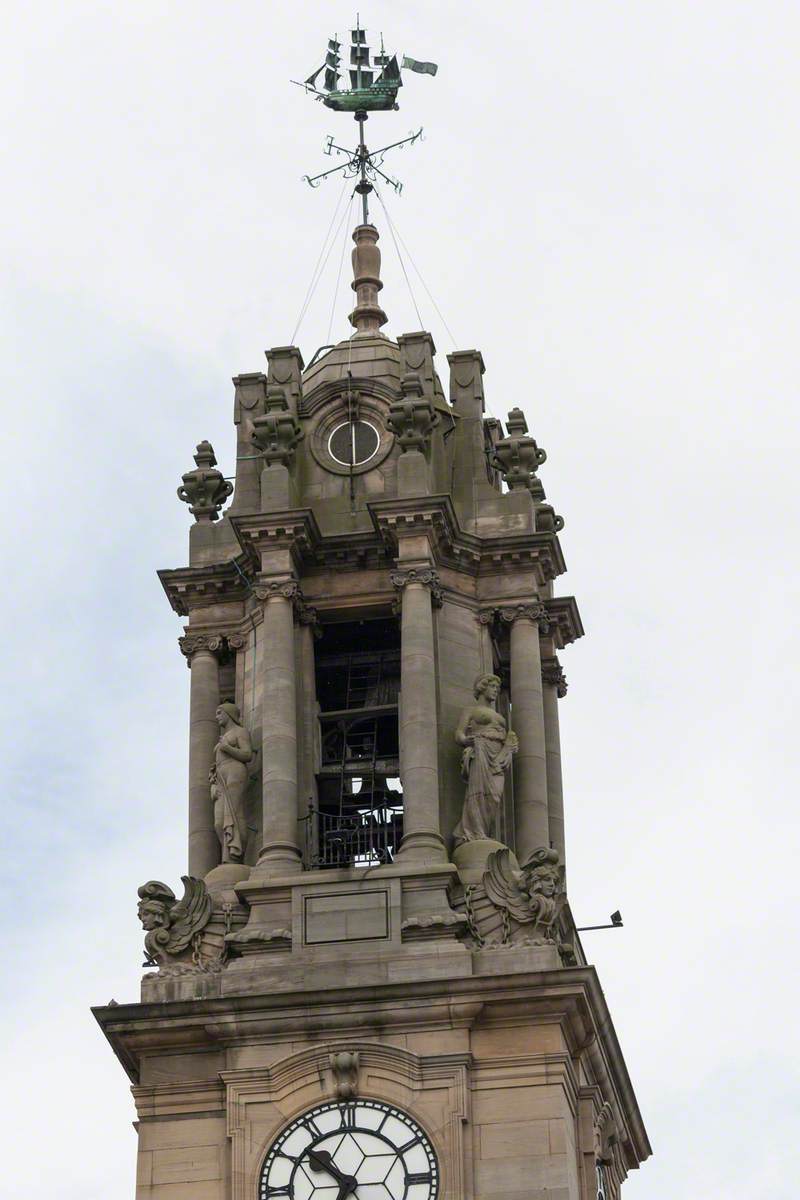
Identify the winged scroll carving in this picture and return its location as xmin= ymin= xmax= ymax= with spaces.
xmin=137 ymin=876 xmax=220 ymax=976
xmin=454 ymin=847 xmax=565 ymax=948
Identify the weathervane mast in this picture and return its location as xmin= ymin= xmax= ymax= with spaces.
xmin=294 ymin=19 xmax=438 ymax=219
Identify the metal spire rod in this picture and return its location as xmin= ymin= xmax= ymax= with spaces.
xmin=357 ymin=112 xmax=370 ymax=224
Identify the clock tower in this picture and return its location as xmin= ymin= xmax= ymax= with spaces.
xmin=94 ymin=30 xmax=651 ymax=1200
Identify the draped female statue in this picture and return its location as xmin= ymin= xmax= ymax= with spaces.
xmin=209 ymin=702 xmax=254 ymax=863
xmin=452 ymin=673 xmax=518 ymax=845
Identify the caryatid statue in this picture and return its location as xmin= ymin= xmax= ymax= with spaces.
xmin=209 ymin=702 xmax=254 ymax=863
xmin=453 ymin=673 xmax=518 ymax=845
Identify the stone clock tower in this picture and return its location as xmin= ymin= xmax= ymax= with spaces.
xmin=94 ymin=219 xmax=651 ymax=1198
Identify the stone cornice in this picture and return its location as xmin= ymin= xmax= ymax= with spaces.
xmin=158 ymin=556 xmax=251 ymax=617
xmin=92 ymin=965 xmax=651 ymax=1167
xmin=305 ymin=529 xmax=393 ymax=572
xmin=160 ymin=501 xmax=570 ymax=614
xmin=229 ymin=508 xmax=323 ymax=572
xmin=543 ymin=596 xmax=584 ymax=648
xmin=368 ymin=495 xmax=566 ymax=584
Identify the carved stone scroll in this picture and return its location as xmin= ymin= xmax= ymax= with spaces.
xmin=390 ymin=567 xmax=443 ymax=607
xmin=541 ymin=656 xmax=568 ymax=698
xmin=253 ymin=578 xmax=301 ymax=605
xmin=498 ymin=603 xmax=550 ymax=634
xmin=179 ymin=633 xmax=224 ymax=661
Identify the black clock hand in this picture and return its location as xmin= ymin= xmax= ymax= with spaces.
xmin=308 ymin=1148 xmax=358 ymax=1198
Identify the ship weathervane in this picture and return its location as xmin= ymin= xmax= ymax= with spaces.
xmin=294 ymin=19 xmax=437 ymax=223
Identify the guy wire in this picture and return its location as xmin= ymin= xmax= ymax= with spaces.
xmin=382 ymin=204 xmax=459 ymax=348
xmin=290 ymin=178 xmax=352 ymax=345
xmin=373 ymin=185 xmax=425 ymax=331
xmin=327 ymin=190 xmax=356 ymax=345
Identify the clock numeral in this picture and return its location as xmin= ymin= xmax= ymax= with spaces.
xmin=339 ymin=1102 xmax=357 ymax=1128
xmin=265 ymin=1188 xmax=290 ymax=1197
xmin=277 ymin=1152 xmax=298 ymax=1163
xmin=398 ymin=1137 xmax=421 ymax=1153
xmin=405 ymin=1173 xmax=432 ymax=1186
xmin=304 ymin=1117 xmax=322 ymax=1138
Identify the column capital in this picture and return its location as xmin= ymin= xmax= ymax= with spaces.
xmin=390 ymin=567 xmax=443 ymax=607
xmin=480 ymin=603 xmax=550 ymax=633
xmin=296 ymin=601 xmax=320 ymax=631
xmin=179 ymin=633 xmax=224 ymax=661
xmin=542 ymin=655 xmax=568 ymax=698
xmin=253 ymin=577 xmax=301 ymax=604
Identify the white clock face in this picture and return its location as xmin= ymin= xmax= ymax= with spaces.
xmin=259 ymin=1100 xmax=439 ymax=1200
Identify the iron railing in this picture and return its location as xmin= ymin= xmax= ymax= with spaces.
xmin=301 ymin=802 xmax=403 ymax=868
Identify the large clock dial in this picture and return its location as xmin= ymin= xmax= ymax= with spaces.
xmin=259 ymin=1100 xmax=439 ymax=1200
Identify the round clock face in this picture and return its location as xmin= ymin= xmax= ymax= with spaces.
xmin=259 ymin=1100 xmax=439 ymax=1200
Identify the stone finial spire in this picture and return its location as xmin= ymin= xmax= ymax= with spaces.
xmin=349 ymin=224 xmax=388 ymax=336
xmin=177 ymin=440 xmax=233 ymax=522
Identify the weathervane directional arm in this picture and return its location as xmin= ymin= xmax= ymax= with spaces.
xmin=366 ymin=159 xmax=403 ymax=193
xmin=303 ymin=160 xmax=355 ymax=188
xmin=325 ymin=139 xmax=357 ymax=157
xmin=368 ymin=128 xmax=423 ymax=159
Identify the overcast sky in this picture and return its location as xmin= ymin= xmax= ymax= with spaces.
xmin=2 ymin=2 xmax=799 ymax=1197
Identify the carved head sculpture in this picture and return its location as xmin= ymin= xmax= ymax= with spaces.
xmin=520 ymin=847 xmax=562 ymax=900
xmin=527 ymin=863 xmax=560 ymax=898
xmin=137 ymin=881 xmax=176 ymax=933
xmin=216 ymin=701 xmax=241 ymax=729
xmin=473 ymin=673 xmax=501 ymax=703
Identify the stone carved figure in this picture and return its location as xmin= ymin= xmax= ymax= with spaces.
xmin=453 ymin=674 xmax=518 ymax=845
xmin=210 ymin=702 xmax=254 ymax=863
xmin=456 ymin=847 xmax=565 ymax=947
xmin=137 ymin=877 xmax=213 ymax=971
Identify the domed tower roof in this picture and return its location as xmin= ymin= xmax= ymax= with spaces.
xmin=301 ymin=223 xmax=445 ymax=405
xmin=302 ymin=333 xmax=403 ymax=398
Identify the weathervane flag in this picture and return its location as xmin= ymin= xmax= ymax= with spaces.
xmin=401 ymin=56 xmax=438 ymax=76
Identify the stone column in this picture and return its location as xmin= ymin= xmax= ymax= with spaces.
xmin=501 ymin=605 xmax=550 ymax=863
xmin=179 ymin=634 xmax=223 ymax=879
xmin=253 ymin=580 xmax=303 ymax=876
xmin=296 ymin=605 xmax=319 ymax=852
xmin=542 ymin=655 xmax=567 ymax=869
xmin=392 ymin=568 xmax=447 ymax=863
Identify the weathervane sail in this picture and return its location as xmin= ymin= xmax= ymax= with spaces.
xmin=294 ymin=19 xmax=437 ymax=224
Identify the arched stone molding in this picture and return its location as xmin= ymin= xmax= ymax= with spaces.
xmin=222 ymin=1041 xmax=473 ymax=1200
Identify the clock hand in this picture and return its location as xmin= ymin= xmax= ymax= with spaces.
xmin=308 ymin=1149 xmax=344 ymax=1181
xmin=309 ymin=1142 xmax=355 ymax=1190
xmin=307 ymin=1149 xmax=357 ymax=1199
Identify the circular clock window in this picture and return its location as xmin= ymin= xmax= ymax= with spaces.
xmin=328 ymin=419 xmax=381 ymax=468
xmin=260 ymin=1099 xmax=439 ymax=1200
